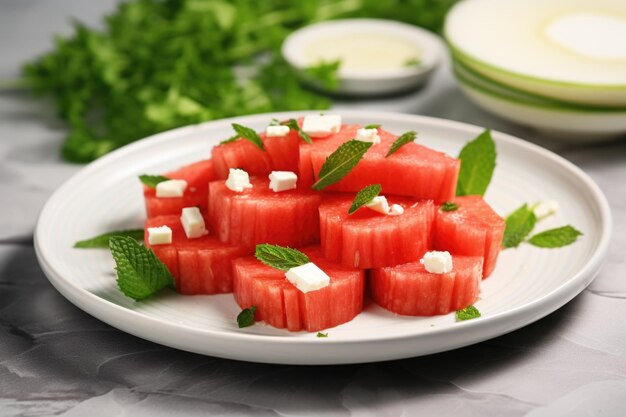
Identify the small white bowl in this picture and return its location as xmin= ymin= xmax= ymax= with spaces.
xmin=282 ymin=19 xmax=444 ymax=96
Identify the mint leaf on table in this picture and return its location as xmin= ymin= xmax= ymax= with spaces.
xmin=305 ymin=60 xmax=341 ymax=90
xmin=312 ymin=140 xmax=373 ymax=191
xmin=528 ymin=226 xmax=583 ymax=248
xmin=456 ymin=130 xmax=496 ymax=196
xmin=440 ymin=201 xmax=458 ymax=212
xmin=455 ymin=305 xmax=481 ymax=321
xmin=281 ymin=119 xmax=312 ymax=144
xmin=348 ymin=184 xmax=382 ymax=214
xmin=74 ymin=229 xmax=144 ymax=248
xmin=364 ymin=124 xmax=380 ymax=129
xmin=231 ymin=123 xmax=265 ymax=151
xmin=386 ymin=130 xmax=417 ymax=157
xmin=237 ymin=306 xmax=257 ymax=328
xmin=316 ymin=332 xmax=328 ymax=338
xmin=109 ymin=236 xmax=174 ymax=301
xmin=139 ymin=175 xmax=170 ymax=188
xmin=502 ymin=204 xmax=537 ymax=249
xmin=255 ymin=244 xmax=310 ymax=271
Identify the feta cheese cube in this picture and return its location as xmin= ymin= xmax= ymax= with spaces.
xmin=389 ymin=204 xmax=404 ymax=216
xmin=225 ymin=168 xmax=253 ymax=192
xmin=156 ymin=179 xmax=187 ymax=198
xmin=147 ymin=226 xmax=172 ymax=245
xmin=266 ymin=125 xmax=290 ymax=137
xmin=420 ymin=251 xmax=453 ymax=274
xmin=268 ymin=171 xmax=298 ymax=192
xmin=285 ymin=262 xmax=331 ymax=293
xmin=533 ymin=200 xmax=559 ymax=219
xmin=355 ymin=128 xmax=381 ymax=144
xmin=180 ymin=206 xmax=208 ymax=239
xmin=365 ymin=196 xmax=390 ymax=215
xmin=301 ymin=114 xmax=342 ymax=138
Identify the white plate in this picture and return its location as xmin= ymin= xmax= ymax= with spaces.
xmin=34 ymin=111 xmax=612 ymax=365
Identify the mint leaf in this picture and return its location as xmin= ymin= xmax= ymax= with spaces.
xmin=139 ymin=175 xmax=170 ymax=188
xmin=316 ymin=332 xmax=328 ymax=338
xmin=364 ymin=124 xmax=380 ymax=129
xmin=109 ymin=236 xmax=174 ymax=301
xmin=455 ymin=305 xmax=481 ymax=321
xmin=456 ymin=130 xmax=496 ymax=196
xmin=305 ymin=60 xmax=341 ymax=90
xmin=220 ymin=134 xmax=239 ymax=145
xmin=232 ymin=123 xmax=264 ymax=151
xmin=404 ymin=57 xmax=421 ymax=67
xmin=281 ymin=119 xmax=312 ymax=144
xmin=503 ymin=204 xmax=537 ymax=249
xmin=441 ymin=201 xmax=458 ymax=212
xmin=386 ymin=130 xmax=417 ymax=157
xmin=74 ymin=229 xmax=144 ymax=248
xmin=237 ymin=306 xmax=257 ymax=328
xmin=313 ymin=140 xmax=373 ymax=190
xmin=349 ymin=184 xmax=382 ymax=214
xmin=528 ymin=226 xmax=582 ymax=248
xmin=255 ymin=244 xmax=310 ymax=271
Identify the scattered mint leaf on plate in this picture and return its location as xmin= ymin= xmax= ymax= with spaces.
xmin=313 ymin=140 xmax=373 ymax=190
xmin=281 ymin=119 xmax=312 ymax=144
xmin=455 ymin=305 xmax=481 ymax=321
xmin=139 ymin=175 xmax=170 ymax=188
xmin=456 ymin=129 xmax=496 ymax=196
xmin=232 ymin=123 xmax=265 ymax=151
xmin=386 ymin=130 xmax=417 ymax=157
xmin=441 ymin=201 xmax=458 ymax=212
xmin=109 ymin=236 xmax=174 ymax=301
xmin=74 ymin=229 xmax=144 ymax=248
xmin=364 ymin=124 xmax=380 ymax=129
xmin=255 ymin=244 xmax=310 ymax=271
xmin=316 ymin=332 xmax=328 ymax=338
xmin=305 ymin=60 xmax=341 ymax=90
xmin=528 ymin=226 xmax=582 ymax=248
xmin=237 ymin=306 xmax=257 ymax=328
xmin=503 ymin=204 xmax=537 ymax=249
xmin=349 ymin=184 xmax=382 ymax=214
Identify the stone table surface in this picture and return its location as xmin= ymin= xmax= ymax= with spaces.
xmin=1 ymin=1 xmax=625 ymax=416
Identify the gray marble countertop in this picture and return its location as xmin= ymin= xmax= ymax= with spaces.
xmin=1 ymin=1 xmax=625 ymax=416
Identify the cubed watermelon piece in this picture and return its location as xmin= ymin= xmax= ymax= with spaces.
xmin=433 ymin=196 xmax=505 ymax=278
xmin=319 ymin=194 xmax=436 ymax=268
xmin=233 ymin=246 xmax=365 ymax=332
xmin=145 ymin=215 xmax=246 ymax=294
xmin=144 ymin=159 xmax=216 ymax=218
xmin=208 ymin=177 xmax=322 ymax=251
xmin=370 ymin=256 xmax=483 ymax=316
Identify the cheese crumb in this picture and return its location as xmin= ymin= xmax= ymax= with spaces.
xmin=225 ymin=168 xmax=253 ymax=192
xmin=365 ymin=196 xmax=390 ymax=215
xmin=268 ymin=171 xmax=298 ymax=192
xmin=147 ymin=226 xmax=172 ymax=245
xmin=355 ymin=128 xmax=381 ymax=144
xmin=389 ymin=204 xmax=404 ymax=216
xmin=533 ymin=201 xmax=559 ymax=219
xmin=266 ymin=125 xmax=290 ymax=137
xmin=420 ymin=251 xmax=453 ymax=274
xmin=301 ymin=114 xmax=342 ymax=137
xmin=285 ymin=262 xmax=331 ymax=293
xmin=180 ymin=207 xmax=208 ymax=239
xmin=156 ymin=179 xmax=187 ymax=198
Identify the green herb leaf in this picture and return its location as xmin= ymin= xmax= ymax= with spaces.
xmin=502 ymin=204 xmax=537 ymax=249
xmin=528 ymin=226 xmax=583 ymax=248
xmin=316 ymin=332 xmax=328 ymax=338
xmin=456 ymin=130 xmax=497 ymax=196
xmin=231 ymin=123 xmax=265 ymax=151
xmin=313 ymin=140 xmax=373 ymax=190
xmin=281 ymin=118 xmax=312 ymax=144
xmin=364 ymin=124 xmax=380 ymax=129
xmin=348 ymin=184 xmax=382 ymax=214
xmin=220 ymin=134 xmax=239 ymax=145
xmin=455 ymin=305 xmax=481 ymax=321
xmin=74 ymin=229 xmax=144 ymax=248
xmin=237 ymin=306 xmax=257 ymax=328
xmin=109 ymin=236 xmax=174 ymax=301
xmin=305 ymin=60 xmax=341 ymax=90
xmin=139 ymin=175 xmax=170 ymax=188
xmin=255 ymin=244 xmax=310 ymax=271
xmin=440 ymin=201 xmax=458 ymax=212
xmin=386 ymin=130 xmax=417 ymax=157
xmin=404 ymin=57 xmax=421 ymax=67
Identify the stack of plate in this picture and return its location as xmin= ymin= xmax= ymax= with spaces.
xmin=444 ymin=0 xmax=626 ymax=140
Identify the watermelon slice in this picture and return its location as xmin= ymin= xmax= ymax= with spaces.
xmin=370 ymin=255 xmax=483 ymax=316
xmin=433 ymin=196 xmax=505 ymax=278
xmin=144 ymin=159 xmax=216 ymax=218
xmin=208 ymin=177 xmax=322 ymax=251
xmin=145 ymin=215 xmax=246 ymax=294
xmin=319 ymin=194 xmax=435 ymax=268
xmin=233 ymin=246 xmax=365 ymax=332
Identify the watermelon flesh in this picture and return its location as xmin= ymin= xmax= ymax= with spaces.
xmin=319 ymin=194 xmax=435 ymax=268
xmin=233 ymin=246 xmax=365 ymax=332
xmin=145 ymin=215 xmax=246 ymax=294
xmin=144 ymin=159 xmax=216 ymax=218
xmin=208 ymin=177 xmax=322 ymax=251
xmin=433 ymin=195 xmax=505 ymax=278
xmin=370 ymin=256 xmax=483 ymax=316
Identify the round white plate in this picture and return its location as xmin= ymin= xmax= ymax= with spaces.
xmin=35 ymin=111 xmax=611 ymax=365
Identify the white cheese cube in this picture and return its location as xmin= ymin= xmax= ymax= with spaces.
xmin=180 ymin=207 xmax=208 ymax=239
xmin=420 ymin=251 xmax=453 ymax=274
xmin=268 ymin=171 xmax=298 ymax=192
xmin=301 ymin=114 xmax=342 ymax=138
xmin=389 ymin=204 xmax=404 ymax=216
xmin=225 ymin=168 xmax=253 ymax=192
xmin=365 ymin=196 xmax=390 ymax=215
xmin=156 ymin=179 xmax=187 ymax=198
xmin=266 ymin=125 xmax=290 ymax=137
xmin=147 ymin=226 xmax=172 ymax=245
xmin=355 ymin=128 xmax=381 ymax=144
xmin=285 ymin=262 xmax=331 ymax=293
xmin=533 ymin=200 xmax=559 ymax=219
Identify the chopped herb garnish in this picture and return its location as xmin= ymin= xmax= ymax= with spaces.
xmin=440 ymin=201 xmax=458 ymax=212
xmin=74 ymin=229 xmax=144 ymax=248
xmin=231 ymin=123 xmax=265 ymax=151
xmin=312 ymin=140 xmax=373 ymax=190
xmin=528 ymin=226 xmax=582 ymax=248
xmin=404 ymin=57 xmax=421 ymax=67
xmin=364 ymin=124 xmax=380 ymax=129
xmin=455 ymin=305 xmax=481 ymax=321
xmin=456 ymin=130 xmax=496 ymax=197
xmin=255 ymin=244 xmax=310 ymax=271
xmin=348 ymin=184 xmax=382 ymax=215
xmin=220 ymin=134 xmax=239 ymax=145
xmin=139 ymin=174 xmax=170 ymax=188
xmin=316 ymin=332 xmax=328 ymax=338
xmin=386 ymin=130 xmax=417 ymax=157
xmin=237 ymin=306 xmax=257 ymax=328
xmin=281 ymin=119 xmax=312 ymax=144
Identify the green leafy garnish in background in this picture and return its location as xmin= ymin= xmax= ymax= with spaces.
xmin=404 ymin=57 xmax=422 ymax=67
xmin=502 ymin=204 xmax=537 ymax=249
xmin=313 ymin=140 xmax=373 ymax=190
xmin=74 ymin=229 xmax=144 ymax=248
xmin=232 ymin=123 xmax=265 ymax=151
xmin=255 ymin=244 xmax=310 ymax=271
xmin=237 ymin=306 xmax=257 ymax=328
xmin=455 ymin=305 xmax=481 ymax=321
xmin=281 ymin=118 xmax=312 ymax=144
xmin=305 ymin=60 xmax=341 ymax=90
xmin=456 ymin=130 xmax=496 ymax=197
xmin=386 ymin=130 xmax=417 ymax=157
xmin=528 ymin=226 xmax=582 ymax=248
xmin=139 ymin=174 xmax=170 ymax=188
xmin=349 ymin=184 xmax=382 ymax=214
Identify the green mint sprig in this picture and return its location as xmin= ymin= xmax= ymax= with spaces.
xmin=312 ymin=140 xmax=373 ymax=191
xmin=237 ymin=306 xmax=257 ymax=328
xmin=456 ymin=305 xmax=481 ymax=321
xmin=109 ymin=236 xmax=175 ymax=301
xmin=232 ymin=123 xmax=265 ymax=151
xmin=386 ymin=130 xmax=417 ymax=157
xmin=528 ymin=226 xmax=583 ymax=248
xmin=502 ymin=204 xmax=537 ymax=248
xmin=139 ymin=175 xmax=170 ymax=188
xmin=255 ymin=244 xmax=310 ymax=271
xmin=348 ymin=184 xmax=382 ymax=214
xmin=456 ymin=130 xmax=496 ymax=196
xmin=364 ymin=124 xmax=380 ymax=129
xmin=281 ymin=119 xmax=312 ymax=144
xmin=316 ymin=332 xmax=328 ymax=338
xmin=220 ymin=134 xmax=239 ymax=145
xmin=74 ymin=229 xmax=144 ymax=248
xmin=440 ymin=201 xmax=458 ymax=212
